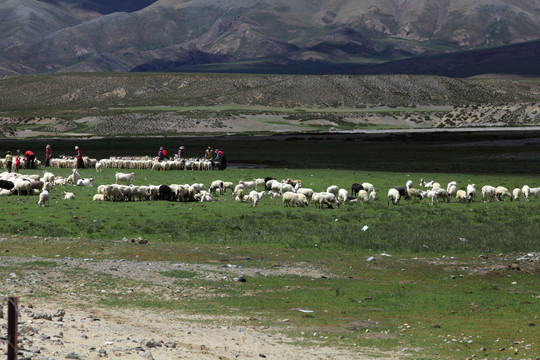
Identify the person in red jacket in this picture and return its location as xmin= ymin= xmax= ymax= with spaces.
xmin=24 ymin=150 xmax=35 ymax=169
xmin=214 ymin=149 xmax=227 ymax=170
xmin=75 ymin=146 xmax=84 ymax=169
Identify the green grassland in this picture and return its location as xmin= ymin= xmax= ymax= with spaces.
xmin=0 ymin=163 xmax=539 ymax=358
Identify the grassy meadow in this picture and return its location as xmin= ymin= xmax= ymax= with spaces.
xmin=1 ymin=132 xmax=539 ymax=359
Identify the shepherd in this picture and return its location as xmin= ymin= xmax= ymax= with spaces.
xmin=75 ymin=146 xmax=84 ymax=169
xmin=24 ymin=149 xmax=36 ymax=169
xmin=45 ymin=144 xmax=52 ymax=167
xmin=214 ymin=149 xmax=227 ymax=170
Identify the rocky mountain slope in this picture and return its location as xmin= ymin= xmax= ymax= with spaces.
xmin=0 ymin=0 xmax=538 ymax=75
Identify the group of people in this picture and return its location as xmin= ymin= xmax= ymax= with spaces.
xmin=4 ymin=144 xmax=84 ymax=173
xmin=157 ymin=145 xmax=227 ymax=170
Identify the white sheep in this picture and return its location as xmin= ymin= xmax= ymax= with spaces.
xmin=296 ymin=193 xmax=309 ymax=207
xmin=337 ymin=188 xmax=349 ymax=203
xmin=419 ymin=178 xmax=435 ymax=188
xmin=467 ymin=184 xmax=476 ymax=202
xmin=447 ymin=184 xmax=458 ymax=198
xmin=481 ymin=185 xmax=496 ymax=202
xmin=456 ymin=190 xmax=467 ymax=203
xmin=62 ymin=191 xmax=75 ymax=200
xmin=280 ymin=183 xmax=295 ymax=194
xmin=313 ymin=192 xmax=340 ymax=208
xmin=357 ymin=189 xmax=369 ymax=202
xmin=361 ymin=182 xmax=375 ymax=194
xmin=529 ymin=186 xmax=540 ymax=200
xmin=522 ymin=185 xmax=530 ymax=201
xmin=296 ymin=187 xmax=314 ymax=199
xmin=446 ymin=181 xmax=457 ymax=193
xmin=65 ymin=169 xmax=81 ymax=185
xmin=405 ymin=180 xmax=413 ymax=190
xmin=232 ymin=183 xmax=244 ymax=197
xmin=407 ymin=188 xmax=424 ymax=200
xmin=209 ymin=180 xmax=224 ymax=194
xmin=267 ymin=191 xmax=282 ymax=199
xmin=248 ymin=190 xmax=265 ymax=207
xmin=77 ymin=177 xmax=94 ymax=187
xmin=282 ymin=191 xmax=299 ymax=207
xmin=115 ymin=172 xmax=135 ymax=185
xmin=223 ymin=182 xmax=234 ymax=193
xmin=43 ymin=171 xmax=55 ymax=183
xmin=326 ymin=185 xmax=339 ymax=196
xmin=369 ymin=190 xmax=377 ymax=201
xmin=512 ymin=188 xmax=522 ymax=201
xmin=495 ymin=186 xmax=512 ymax=202
xmin=235 ymin=189 xmax=246 ymax=202
xmin=38 ymin=190 xmax=49 ymax=207
xmin=426 ymin=188 xmax=449 ymax=205
xmin=387 ymin=188 xmax=400 ymax=205
xmin=93 ymin=194 xmax=105 ymax=201
xmin=239 ymin=180 xmax=257 ymax=191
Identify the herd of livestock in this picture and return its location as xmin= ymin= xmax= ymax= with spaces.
xmin=0 ymin=160 xmax=538 ymax=208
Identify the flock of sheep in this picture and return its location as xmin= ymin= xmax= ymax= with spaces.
xmin=1 ymin=166 xmax=538 ymax=209
xmin=387 ymin=178 xmax=540 ymax=205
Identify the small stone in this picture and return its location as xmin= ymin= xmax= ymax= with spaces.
xmin=65 ymin=352 xmax=80 ymax=359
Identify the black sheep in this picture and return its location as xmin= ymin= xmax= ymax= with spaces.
xmin=351 ymin=183 xmax=364 ymax=197
xmin=393 ymin=186 xmax=410 ymax=200
xmin=158 ymin=184 xmax=174 ymax=201
xmin=0 ymin=180 xmax=14 ymax=190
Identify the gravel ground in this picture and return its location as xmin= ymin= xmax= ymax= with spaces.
xmin=0 ymin=256 xmax=398 ymax=360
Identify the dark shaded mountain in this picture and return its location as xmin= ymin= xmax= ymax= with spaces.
xmin=0 ymin=0 xmax=539 ymax=76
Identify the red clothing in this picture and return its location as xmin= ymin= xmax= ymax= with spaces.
xmin=46 ymin=148 xmax=52 ymax=158
xmin=76 ymin=149 xmax=82 ymax=159
xmin=25 ymin=150 xmax=34 ymax=157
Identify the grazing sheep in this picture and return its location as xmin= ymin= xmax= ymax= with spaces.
xmin=232 ymin=184 xmax=244 ymax=197
xmin=158 ymin=184 xmax=174 ymax=201
xmin=326 ymin=185 xmax=339 ymax=196
xmin=312 ymin=192 xmax=340 ymax=209
xmin=357 ymin=189 xmax=369 ymax=202
xmin=209 ymin=180 xmax=224 ymax=194
xmin=223 ymin=182 xmax=234 ymax=193
xmin=446 ymin=184 xmax=458 ymax=199
xmin=467 ymin=184 xmax=476 ymax=202
xmin=38 ymin=190 xmax=49 ymax=207
xmin=432 ymin=182 xmax=441 ymax=190
xmin=239 ymin=180 xmax=257 ymax=191
xmin=296 ymin=187 xmax=314 ymax=199
xmin=93 ymin=194 xmax=105 ymax=201
xmin=369 ymin=190 xmax=377 ymax=201
xmin=393 ymin=186 xmax=410 ymax=200
xmin=361 ymin=182 xmax=375 ymax=194
xmin=407 ymin=188 xmax=424 ymax=200
xmin=522 ymin=185 xmax=530 ymax=201
xmin=235 ymin=189 xmax=246 ymax=202
xmin=446 ymin=181 xmax=457 ymax=193
xmin=387 ymin=188 xmax=400 ymax=205
xmin=512 ymin=188 xmax=522 ymax=201
xmin=282 ymin=191 xmax=299 ymax=207
xmin=481 ymin=185 xmax=496 ymax=202
xmin=351 ymin=183 xmax=364 ymax=197
xmin=420 ymin=178 xmax=435 ymax=188
xmin=296 ymin=193 xmax=309 ymax=207
xmin=427 ymin=188 xmax=449 ymax=205
xmin=495 ymin=186 xmax=512 ymax=202
xmin=529 ymin=186 xmax=540 ymax=200
xmin=0 ymin=179 xmax=14 ymax=191
xmin=115 ymin=172 xmax=135 ymax=185
xmin=456 ymin=190 xmax=467 ymax=203
xmin=337 ymin=188 xmax=349 ymax=203
xmin=280 ymin=183 xmax=295 ymax=194
xmin=248 ymin=190 xmax=265 ymax=207
xmin=63 ymin=191 xmax=75 ymax=200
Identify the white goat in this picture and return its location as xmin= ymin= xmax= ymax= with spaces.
xmin=115 ymin=172 xmax=135 ymax=185
xmin=38 ymin=190 xmax=49 ymax=207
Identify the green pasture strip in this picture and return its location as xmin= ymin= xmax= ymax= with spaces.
xmin=1 ymin=167 xmax=539 ymax=254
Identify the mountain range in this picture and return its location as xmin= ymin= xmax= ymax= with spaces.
xmin=0 ymin=0 xmax=539 ymax=76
